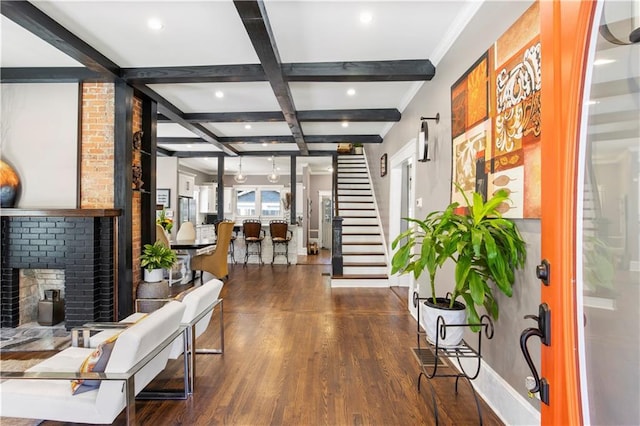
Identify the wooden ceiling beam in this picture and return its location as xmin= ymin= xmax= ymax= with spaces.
xmin=0 ymin=67 xmax=108 ymax=83
xmin=283 ymin=59 xmax=435 ymax=82
xmin=119 ymin=60 xmax=434 ymax=84
xmin=121 ymin=64 xmax=266 ymax=84
xmin=156 ymin=109 xmax=400 ymax=123
xmin=233 ymin=0 xmax=308 ymax=155
xmin=298 ymin=109 xmax=400 ymax=122
xmin=217 ymin=135 xmax=382 ymax=144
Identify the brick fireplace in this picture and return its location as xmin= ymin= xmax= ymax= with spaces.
xmin=1 ymin=209 xmax=120 ymax=329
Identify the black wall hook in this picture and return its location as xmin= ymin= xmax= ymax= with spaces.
xmin=420 ymin=113 xmax=440 ymax=123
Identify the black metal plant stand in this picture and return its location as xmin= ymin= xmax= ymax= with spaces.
xmin=412 ymin=292 xmax=494 ymax=426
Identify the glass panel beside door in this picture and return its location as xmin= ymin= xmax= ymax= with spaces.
xmin=578 ymin=1 xmax=640 ymax=424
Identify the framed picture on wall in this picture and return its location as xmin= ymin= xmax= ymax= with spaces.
xmin=380 ymin=154 xmax=387 ymax=177
xmin=157 ymin=188 xmax=170 ymax=208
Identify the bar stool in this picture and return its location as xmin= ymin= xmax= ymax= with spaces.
xmin=215 ymin=219 xmax=236 ymax=264
xmin=269 ymin=220 xmax=292 ymax=265
xmin=242 ymin=219 xmax=264 ymax=265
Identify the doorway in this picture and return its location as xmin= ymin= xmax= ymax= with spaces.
xmin=388 ymin=140 xmax=417 ymax=315
xmin=318 ymin=190 xmax=332 ymax=249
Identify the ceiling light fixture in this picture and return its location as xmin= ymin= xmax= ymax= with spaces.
xmin=267 ymin=156 xmax=280 ymax=183
xmin=215 ymin=90 xmax=224 ymax=98
xmin=359 ymin=12 xmax=373 ymax=24
xmin=147 ymin=18 xmax=164 ymax=31
xmin=347 ymin=88 xmax=356 ymax=96
xmin=234 ymin=157 xmax=247 ymax=183
xmin=341 ymin=121 xmax=349 ymax=128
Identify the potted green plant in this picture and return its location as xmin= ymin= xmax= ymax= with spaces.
xmin=353 ymin=143 xmax=364 ymax=155
xmin=141 ymin=241 xmax=177 ymax=282
xmin=391 ymin=186 xmax=527 ymax=346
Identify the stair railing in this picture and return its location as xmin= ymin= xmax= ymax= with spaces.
xmin=332 ymin=154 xmax=343 ymax=276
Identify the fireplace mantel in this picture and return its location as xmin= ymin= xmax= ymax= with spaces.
xmin=0 ymin=209 xmax=121 ymax=217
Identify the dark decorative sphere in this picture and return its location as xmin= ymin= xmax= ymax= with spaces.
xmin=0 ymin=160 xmax=21 ymax=208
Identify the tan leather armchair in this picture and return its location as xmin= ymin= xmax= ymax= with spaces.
xmin=190 ymin=221 xmax=234 ymax=281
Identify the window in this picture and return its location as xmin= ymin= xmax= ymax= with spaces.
xmin=234 ymin=186 xmax=284 ymax=218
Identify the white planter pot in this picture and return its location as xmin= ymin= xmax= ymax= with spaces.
xmin=354 ymin=147 xmax=363 ymax=155
xmin=420 ymin=297 xmax=466 ymax=348
xmin=144 ymin=268 xmax=164 ymax=283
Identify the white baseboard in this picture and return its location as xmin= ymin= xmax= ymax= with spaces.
xmin=451 ymin=357 xmax=540 ymax=426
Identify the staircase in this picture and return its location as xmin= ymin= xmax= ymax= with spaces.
xmin=331 ymin=154 xmax=389 ymax=287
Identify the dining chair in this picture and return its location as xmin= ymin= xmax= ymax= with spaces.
xmin=269 ymin=220 xmax=292 ymax=265
xmin=242 ymin=219 xmax=264 ymax=265
xmin=190 ymin=221 xmax=234 ymax=282
xmin=215 ymin=219 xmax=236 ymax=264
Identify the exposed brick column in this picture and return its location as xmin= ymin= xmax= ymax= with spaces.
xmin=80 ymin=82 xmax=115 ymax=209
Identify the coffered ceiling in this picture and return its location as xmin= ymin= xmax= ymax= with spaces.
xmin=1 ymin=0 xmax=481 ymax=175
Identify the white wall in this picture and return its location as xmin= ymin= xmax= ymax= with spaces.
xmin=1 ymin=83 xmax=79 ymax=208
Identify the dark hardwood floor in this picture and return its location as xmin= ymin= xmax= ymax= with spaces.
xmin=4 ymin=262 xmax=504 ymax=426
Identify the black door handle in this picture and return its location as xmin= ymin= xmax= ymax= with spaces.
xmin=519 ymin=303 xmax=550 ymax=405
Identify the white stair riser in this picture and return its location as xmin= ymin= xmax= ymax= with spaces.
xmin=338 ymin=184 xmax=371 ymax=190
xmin=343 ymin=265 xmax=388 ymax=275
xmin=338 ymin=171 xmax=369 ymax=182
xmin=337 ymin=167 xmax=366 ymax=172
xmin=338 ymin=189 xmax=371 ymax=196
xmin=343 ymin=226 xmax=380 ymax=234
xmin=339 ymin=202 xmax=374 ymax=209
xmin=342 ymin=244 xmax=385 ymax=253
xmin=338 ymin=179 xmax=369 ymax=185
xmin=339 ymin=209 xmax=376 ymax=217
xmin=338 ymin=196 xmax=373 ymax=202
xmin=343 ymin=254 xmax=386 ymax=263
xmin=342 ymin=217 xmax=378 ymax=225
xmin=343 ymin=235 xmax=382 ymax=244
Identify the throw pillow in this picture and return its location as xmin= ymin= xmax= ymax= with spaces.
xmin=70 ymin=332 xmax=119 ymax=395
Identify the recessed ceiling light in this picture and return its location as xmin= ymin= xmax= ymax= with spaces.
xmin=359 ymin=12 xmax=373 ymax=24
xmin=262 ymin=142 xmax=268 ymax=147
xmin=187 ymin=144 xmax=192 ymax=148
xmin=593 ymin=58 xmax=616 ymax=66
xmin=347 ymin=88 xmax=356 ymax=96
xmin=215 ymin=90 xmax=224 ymax=98
xmin=245 ymin=124 xmax=252 ymax=130
xmin=147 ymin=18 xmax=164 ymax=31
xmin=341 ymin=121 xmax=349 ymax=128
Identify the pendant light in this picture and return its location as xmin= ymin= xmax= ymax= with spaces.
xmin=267 ymin=156 xmax=279 ymax=183
xmin=234 ymin=157 xmax=247 ymax=183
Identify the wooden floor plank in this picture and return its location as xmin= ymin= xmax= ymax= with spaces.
xmin=7 ymin=261 xmax=504 ymax=426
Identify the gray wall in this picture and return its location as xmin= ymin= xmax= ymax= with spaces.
xmin=366 ymin=0 xmax=540 ymax=407
xmin=1 ymin=83 xmax=79 ymax=208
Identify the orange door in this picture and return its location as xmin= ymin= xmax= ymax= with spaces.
xmin=540 ymin=1 xmax=640 ymax=424
xmin=539 ymin=1 xmax=595 ymax=424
